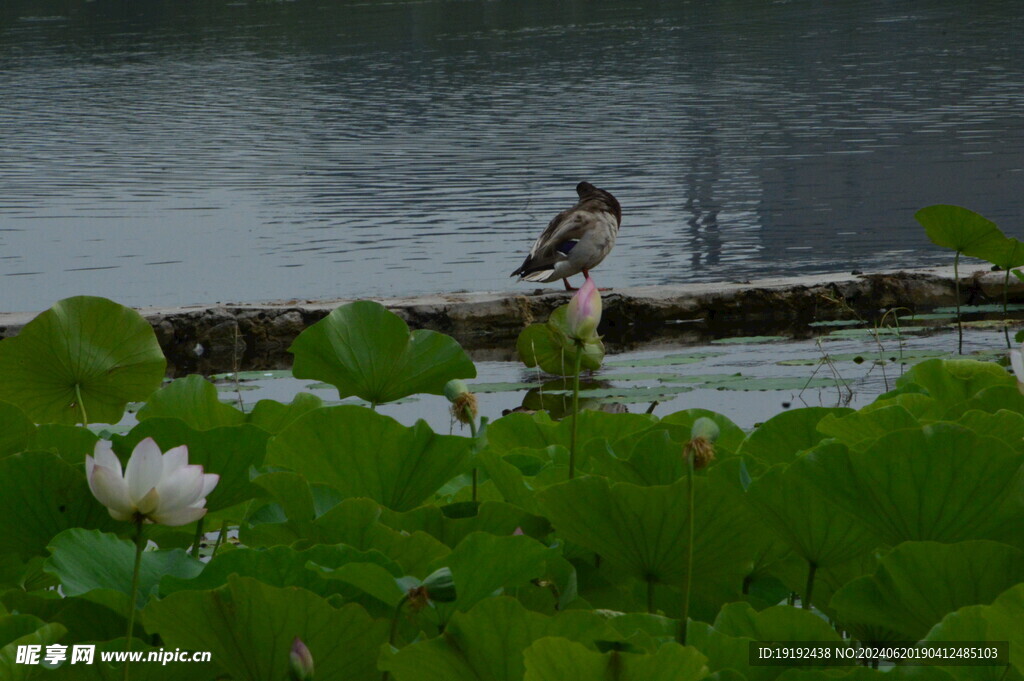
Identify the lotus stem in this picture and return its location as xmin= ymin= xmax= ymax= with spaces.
xmin=74 ymin=383 xmax=88 ymax=426
xmin=465 ymin=408 xmax=479 ymax=502
xmin=382 ymin=596 xmax=409 ymax=681
xmin=123 ymin=517 xmax=146 ymax=681
xmin=954 ymin=250 xmax=963 ymax=355
xmin=569 ymin=343 xmax=584 ymax=480
xmin=211 ymin=521 xmax=228 ymax=559
xmin=803 ymin=561 xmax=817 ymax=611
xmin=190 ymin=518 xmax=204 ymax=559
xmin=679 ymin=446 xmax=695 ymax=646
xmin=1003 ymin=268 xmax=1011 ymax=349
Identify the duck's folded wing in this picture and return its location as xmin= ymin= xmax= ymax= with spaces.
xmin=512 ymin=210 xmax=588 ymax=278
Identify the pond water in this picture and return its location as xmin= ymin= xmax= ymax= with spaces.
xmin=2 ymin=0 xmax=1024 ymax=312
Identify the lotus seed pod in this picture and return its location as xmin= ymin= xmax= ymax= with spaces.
xmin=443 ymin=379 xmax=470 ymax=402
xmin=690 ymin=417 xmax=720 ymax=443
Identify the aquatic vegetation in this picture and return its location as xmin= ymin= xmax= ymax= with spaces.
xmin=0 ymin=295 xmax=1021 ymax=680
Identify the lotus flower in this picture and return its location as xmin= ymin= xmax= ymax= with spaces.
xmin=1011 ymin=343 xmax=1024 ymax=394
xmin=85 ymin=438 xmax=219 ymax=526
xmin=566 ymin=276 xmax=602 ymax=341
xmin=289 ymin=637 xmax=314 ymax=681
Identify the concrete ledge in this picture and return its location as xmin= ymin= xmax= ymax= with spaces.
xmin=1 ymin=265 xmax=1018 ymax=375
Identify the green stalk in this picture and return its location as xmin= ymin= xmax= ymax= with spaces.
xmin=382 ymin=596 xmax=409 ymax=681
xmin=465 ymin=408 xmax=479 ymax=502
xmin=211 ymin=521 xmax=228 ymax=559
xmin=569 ymin=344 xmax=584 ymax=480
xmin=954 ymin=250 xmax=963 ymax=355
xmin=678 ymin=446 xmax=696 ymax=645
xmin=122 ymin=518 xmax=146 ymax=681
xmin=1003 ymin=268 xmax=1011 ymax=349
xmin=803 ymin=562 xmax=817 ymax=611
xmin=74 ymin=383 xmax=89 ymax=426
xmin=190 ymin=518 xmax=205 ymax=559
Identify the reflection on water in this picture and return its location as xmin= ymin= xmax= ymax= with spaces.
xmin=2 ymin=0 xmax=1023 ymax=311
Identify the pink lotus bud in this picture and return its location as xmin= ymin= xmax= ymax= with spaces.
xmin=513 ymin=526 xmax=524 ymax=536
xmin=290 ymin=637 xmax=314 ymax=680
xmin=566 ymin=277 xmax=602 ymax=340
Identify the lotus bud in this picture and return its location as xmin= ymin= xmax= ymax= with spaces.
xmin=443 ymin=379 xmax=478 ymax=425
xmin=420 ymin=566 xmax=456 ymax=603
xmin=684 ymin=418 xmax=719 ymax=471
xmin=85 ymin=438 xmax=219 ymax=526
xmin=566 ymin=277 xmax=602 ymax=341
xmin=513 ymin=526 xmax=524 ymax=536
xmin=1010 ymin=343 xmax=1024 ymax=395
xmin=289 ymin=637 xmax=314 ymax=681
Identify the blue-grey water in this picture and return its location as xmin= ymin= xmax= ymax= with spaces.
xmin=2 ymin=0 xmax=1023 ymax=313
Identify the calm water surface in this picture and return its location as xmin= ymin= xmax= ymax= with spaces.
xmin=2 ymin=0 xmax=1023 ymax=312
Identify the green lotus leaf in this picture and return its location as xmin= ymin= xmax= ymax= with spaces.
xmin=246 ymin=392 xmax=323 ymax=433
xmin=114 ymin=418 xmax=269 ymax=513
xmin=879 ymin=359 xmax=1015 ymax=414
xmin=136 ymin=375 xmax=245 ymax=429
xmin=922 ymin=582 xmax=1024 ymax=680
xmin=45 ymin=528 xmax=202 ymax=616
xmin=714 ymin=601 xmax=843 ymax=641
xmin=965 ymin=385 xmax=1024 ymax=418
xmin=0 ymin=591 xmax=126 ymax=644
xmin=745 ymin=457 xmax=880 ymax=586
xmin=309 ymin=560 xmax=406 ymax=607
xmin=380 ymin=500 xmax=551 ymax=548
xmin=0 ymin=451 xmax=120 ymax=559
xmin=915 ymin=204 xmax=1007 ymax=258
xmin=28 ymin=424 xmax=99 ymax=465
xmin=537 ymin=472 xmax=762 ymax=590
xmin=0 ymin=296 xmax=166 ymax=425
xmin=588 ymin=428 xmax=690 ymax=485
xmin=0 ymin=401 xmax=34 ymax=458
xmin=830 ymin=540 xmax=1024 ymax=641
xmin=815 ymin=404 xmax=921 ymax=450
xmin=485 ymin=410 xmax=656 ymax=458
xmin=660 ymin=409 xmax=747 ymax=456
xmin=954 ymin=409 xmax=1024 ymax=453
xmin=144 ymin=575 xmax=388 ymax=681
xmin=523 ymin=636 xmax=709 ymax=681
xmin=378 ymin=596 xmax=620 ymax=681
xmin=266 ymin=405 xmax=472 ymax=511
xmin=437 ymin=531 xmax=553 ymax=612
xmin=801 ymin=423 xmax=1024 ymax=546
xmin=517 ymin=320 xmax=604 ymax=376
xmin=288 ymin=300 xmax=476 ymax=405
xmin=738 ymin=407 xmax=853 ymax=466
xmin=0 ymin=615 xmax=67 ymax=681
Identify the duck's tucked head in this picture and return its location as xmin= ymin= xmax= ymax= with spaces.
xmin=576 ymin=181 xmax=622 ymax=225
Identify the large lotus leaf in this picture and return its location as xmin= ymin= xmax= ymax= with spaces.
xmin=954 ymin=409 xmax=1024 ymax=453
xmin=915 ymin=204 xmax=1006 ymax=257
xmin=880 ymin=359 xmax=1015 ymax=413
xmin=815 ymin=404 xmax=921 ymax=450
xmin=378 ymin=596 xmax=620 ymax=681
xmin=478 ymin=446 xmax=563 ymax=513
xmin=738 ymin=408 xmax=853 ymax=466
xmin=971 ymin=235 xmax=1024 ymax=270
xmin=588 ymin=428 xmax=688 ymax=485
xmin=289 ymin=300 xmax=476 ymax=405
xmin=745 ymin=456 xmax=880 ymax=575
xmin=830 ymin=540 xmax=1024 ymax=641
xmin=0 ymin=400 xmax=34 ymax=457
xmin=436 ymin=531 xmax=553 ymax=612
xmin=135 ymin=375 xmax=245 ymax=429
xmin=160 ymin=544 xmax=397 ymax=598
xmin=266 ymin=406 xmax=473 ymax=511
xmin=307 ymin=498 xmax=451 ymax=576
xmin=308 ymin=561 xmax=406 ymax=607
xmin=28 ymin=424 xmax=99 ymax=465
xmin=246 ymin=392 xmax=323 ymax=433
xmin=115 ymin=418 xmax=270 ymax=512
xmin=660 ymin=409 xmax=747 ymax=456
xmin=517 ymin=320 xmax=604 ymax=376
xmin=923 ymin=583 xmax=1024 ymax=680
xmin=1 ymin=590 xmax=127 ymax=644
xmin=0 ymin=614 xmax=67 ymax=681
xmin=486 ymin=410 xmax=657 ymax=456
xmin=523 ymin=637 xmax=709 ymax=681
xmin=380 ymin=500 xmax=551 ymax=548
xmin=713 ymin=602 xmax=843 ymax=642
xmin=0 ymin=451 xmax=120 ymax=559
xmin=144 ymin=575 xmax=389 ymax=681
xmin=0 ymin=296 xmax=166 ymax=425
xmin=44 ymin=528 xmax=202 ymax=615
xmin=965 ymin=385 xmax=1024 ymax=418
xmin=801 ymin=423 xmax=1024 ymax=546
xmin=537 ymin=473 xmax=761 ymax=588
xmin=770 ymin=551 xmax=878 ymax=626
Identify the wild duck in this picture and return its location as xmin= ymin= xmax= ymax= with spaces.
xmin=511 ymin=181 xmax=621 ymax=290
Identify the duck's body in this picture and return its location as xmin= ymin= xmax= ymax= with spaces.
xmin=511 ymin=181 xmax=621 ymax=290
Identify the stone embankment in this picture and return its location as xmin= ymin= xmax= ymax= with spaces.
xmin=1 ymin=266 xmax=1018 ymax=375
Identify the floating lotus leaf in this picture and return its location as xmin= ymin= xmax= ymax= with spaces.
xmin=523 ymin=637 xmax=709 ymax=681
xmin=738 ymin=407 xmax=852 ymax=466
xmin=801 ymin=423 xmax=1024 ymax=546
xmin=832 ymin=540 xmax=1024 ymax=643
xmin=266 ymin=406 xmax=473 ymax=512
xmin=289 ymin=300 xmax=476 ymax=405
xmin=144 ymin=575 xmax=389 ymax=681
xmin=604 ymin=352 xmax=723 ymax=367
xmin=0 ymin=296 xmax=166 ymax=425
